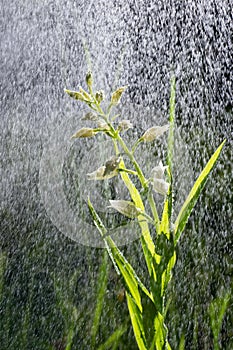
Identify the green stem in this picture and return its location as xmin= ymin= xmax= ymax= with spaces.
xmin=148 ymin=191 xmax=160 ymax=234
xmin=116 ymin=135 xmax=147 ymax=188
xmin=118 ymin=168 xmax=137 ymax=176
xmin=132 ymin=138 xmax=142 ymax=154
xmin=140 ymin=212 xmax=155 ymax=225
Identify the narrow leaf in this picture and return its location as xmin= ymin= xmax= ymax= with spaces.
xmin=161 ymin=76 xmax=176 ymax=239
xmin=91 ymin=250 xmax=109 ymax=349
xmin=118 ymin=157 xmax=157 ymax=270
xmin=174 ymin=140 xmax=225 ymax=244
xmin=97 ymin=324 xmax=127 ymax=350
xmin=167 ymin=75 xmax=175 ymax=173
xmin=126 ymin=292 xmax=148 ymax=350
xmin=88 ymin=199 xmax=152 ymax=311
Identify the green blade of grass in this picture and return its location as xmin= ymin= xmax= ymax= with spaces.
xmin=160 ymin=75 xmax=176 ymax=238
xmin=0 ymin=252 xmax=7 ymax=301
xmin=167 ymin=75 xmax=175 ymax=174
xmin=88 ymin=198 xmax=152 ymax=312
xmin=97 ymin=324 xmax=128 ymax=350
xmin=174 ymin=140 xmax=226 ymax=244
xmin=91 ymin=250 xmax=109 ymax=349
xmin=208 ymin=291 xmax=230 ymax=350
xmin=148 ymin=312 xmax=170 ymax=350
xmin=126 ymin=292 xmax=148 ymax=350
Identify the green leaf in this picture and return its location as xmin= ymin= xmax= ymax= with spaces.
xmin=167 ymin=75 xmax=176 ymax=174
xmin=91 ymin=250 xmax=109 ymax=349
xmin=0 ymin=252 xmax=7 ymax=301
xmin=88 ymin=198 xmax=152 ymax=311
xmin=160 ymin=198 xmax=170 ymax=239
xmin=161 ymin=252 xmax=176 ymax=297
xmin=97 ymin=324 xmax=127 ymax=350
xmin=118 ymin=157 xmax=158 ymax=269
xmin=161 ymin=75 xmax=176 ymax=239
xmin=174 ymin=140 xmax=225 ymax=244
xmin=149 ymin=312 xmax=169 ymax=350
xmin=141 ymin=292 xmax=157 ymax=347
xmin=126 ymin=292 xmax=148 ymax=350
xmin=208 ymin=291 xmax=230 ymax=350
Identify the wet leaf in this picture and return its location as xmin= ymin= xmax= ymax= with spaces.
xmin=174 ymin=140 xmax=226 ymax=244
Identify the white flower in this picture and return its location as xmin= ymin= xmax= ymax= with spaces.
xmin=151 ymin=161 xmax=168 ymax=179
xmin=153 ymin=179 xmax=169 ymax=196
xmin=141 ymin=124 xmax=169 ymax=142
xmin=109 ymin=200 xmax=142 ymax=218
xmin=151 ymin=161 xmax=169 ymax=196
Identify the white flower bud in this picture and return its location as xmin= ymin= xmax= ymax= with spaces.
xmin=118 ymin=119 xmax=133 ymax=132
xmin=97 ymin=121 xmax=111 ymax=130
xmin=103 ymin=155 xmax=121 ymax=176
xmin=87 ymin=166 xmax=118 ymax=180
xmin=71 ymin=127 xmax=95 ymax=139
xmin=79 ymin=87 xmax=92 ymax=101
xmin=86 ymin=71 xmax=93 ymax=90
xmin=109 ymin=200 xmax=142 ymax=218
xmin=111 ymin=86 xmax=128 ymax=106
xmin=141 ymin=124 xmax=169 ymax=142
xmin=81 ymin=112 xmax=99 ymax=121
xmin=95 ymin=90 xmax=105 ymax=104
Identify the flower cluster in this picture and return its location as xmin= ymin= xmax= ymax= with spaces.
xmin=65 ymin=71 xmax=170 ymax=221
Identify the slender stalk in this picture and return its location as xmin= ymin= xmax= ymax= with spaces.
xmin=148 ymin=191 xmax=160 ymax=233
xmin=116 ymin=135 xmax=147 ymax=188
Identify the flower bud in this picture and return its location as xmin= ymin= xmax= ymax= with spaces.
xmin=64 ymin=89 xmax=87 ymax=102
xmin=97 ymin=121 xmax=111 ymax=131
xmin=111 ymin=86 xmax=127 ymax=106
xmin=71 ymin=127 xmax=95 ymax=139
xmin=86 ymin=71 xmax=93 ymax=90
xmin=118 ymin=119 xmax=133 ymax=132
xmin=95 ymin=90 xmax=105 ymax=104
xmin=81 ymin=112 xmax=99 ymax=121
xmin=141 ymin=124 xmax=169 ymax=142
xmin=79 ymin=87 xmax=92 ymax=101
xmin=87 ymin=166 xmax=118 ymax=180
xmin=103 ymin=155 xmax=121 ymax=176
xmin=109 ymin=200 xmax=142 ymax=218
